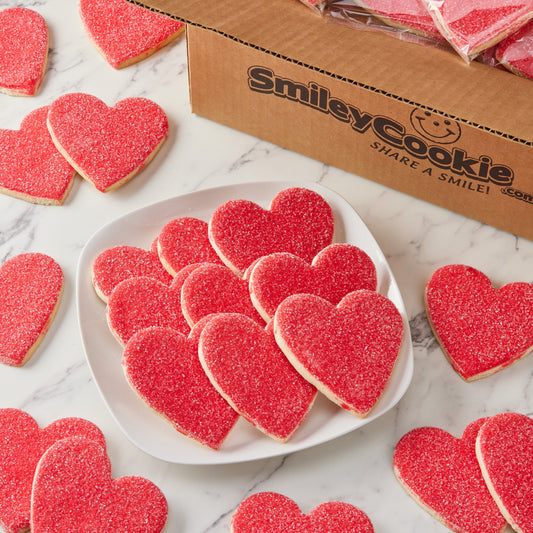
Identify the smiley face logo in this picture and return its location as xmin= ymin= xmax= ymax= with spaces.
xmin=410 ymin=108 xmax=461 ymax=145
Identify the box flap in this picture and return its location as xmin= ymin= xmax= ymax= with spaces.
xmin=133 ymin=0 xmax=533 ymax=145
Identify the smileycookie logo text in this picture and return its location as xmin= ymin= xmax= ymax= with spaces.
xmin=247 ymin=66 xmax=514 ymax=186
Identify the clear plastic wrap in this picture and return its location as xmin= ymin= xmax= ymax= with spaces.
xmin=495 ymin=19 xmax=533 ymax=78
xmin=326 ymin=0 xmax=450 ymax=48
xmin=297 ymin=0 xmax=329 ymax=14
xmin=421 ymin=0 xmax=533 ymax=61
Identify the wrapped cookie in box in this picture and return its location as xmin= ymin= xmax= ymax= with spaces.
xmin=131 ymin=0 xmax=533 ymax=240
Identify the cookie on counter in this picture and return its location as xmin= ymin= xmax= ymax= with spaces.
xmin=393 ymin=418 xmax=507 ymax=533
xmin=0 ymin=106 xmax=75 ymax=205
xmin=46 ymin=92 xmax=168 ymax=193
xmin=0 ymin=253 xmax=63 ymax=366
xmin=79 ymin=0 xmax=184 ymax=69
xmin=0 ymin=409 xmax=105 ymax=533
xmin=231 ymin=492 xmax=374 ymax=532
xmin=425 ymin=264 xmax=533 ymax=381
xmin=30 ymin=437 xmax=168 ymax=533
xmin=0 ymin=7 xmax=48 ymax=96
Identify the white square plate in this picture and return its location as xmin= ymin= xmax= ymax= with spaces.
xmin=77 ymin=181 xmax=413 ymax=464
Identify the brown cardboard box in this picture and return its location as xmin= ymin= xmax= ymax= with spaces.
xmin=134 ymin=0 xmax=533 ymax=239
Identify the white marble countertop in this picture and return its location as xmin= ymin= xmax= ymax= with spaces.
xmin=1 ymin=1 xmax=532 ymax=531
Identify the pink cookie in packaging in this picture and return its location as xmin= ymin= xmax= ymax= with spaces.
xmin=496 ymin=19 xmax=533 ymax=78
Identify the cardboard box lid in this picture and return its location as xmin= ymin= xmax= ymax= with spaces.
xmin=134 ymin=0 xmax=533 ymax=145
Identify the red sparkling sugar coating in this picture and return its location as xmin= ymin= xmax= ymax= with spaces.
xmin=0 ymin=8 xmax=48 ymax=96
xmin=0 ymin=408 xmax=106 ymax=533
xmin=198 ymin=314 xmax=317 ymax=442
xmin=181 ymin=263 xmax=264 ymax=327
xmin=0 ymin=106 xmax=75 ymax=205
xmin=106 ymin=275 xmax=189 ymax=346
xmin=393 ymin=418 xmax=507 ymax=533
xmin=92 ymin=245 xmax=173 ymax=302
xmin=425 ymin=264 xmax=533 ymax=381
xmin=496 ymin=19 xmax=533 ymax=78
xmin=30 ymin=437 xmax=168 ymax=533
xmin=157 ymin=217 xmax=223 ymax=276
xmin=274 ymin=290 xmax=403 ymax=417
xmin=249 ymin=243 xmax=377 ymax=321
xmin=353 ymin=0 xmax=445 ymax=40
xmin=122 ymin=323 xmax=239 ymax=449
xmin=79 ymin=0 xmax=184 ymax=69
xmin=231 ymin=492 xmax=375 ymax=533
xmin=208 ymin=187 xmax=335 ymax=276
xmin=0 ymin=253 xmax=63 ymax=366
xmin=425 ymin=0 xmax=533 ymax=57
xmin=476 ymin=412 xmax=533 ymax=533
xmin=46 ymin=92 xmax=168 ymax=192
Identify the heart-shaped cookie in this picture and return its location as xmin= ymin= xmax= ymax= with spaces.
xmin=393 ymin=418 xmax=507 ymax=533
xmin=92 ymin=245 xmax=173 ymax=302
xmin=30 ymin=437 xmax=168 ymax=533
xmin=0 ymin=7 xmax=48 ymax=96
xmin=249 ymin=243 xmax=377 ymax=321
xmin=107 ymin=275 xmax=190 ymax=345
xmin=198 ymin=314 xmax=317 ymax=442
xmin=180 ymin=263 xmax=264 ymax=327
xmin=47 ymin=92 xmax=168 ymax=192
xmin=476 ymin=412 xmax=533 ymax=533
xmin=425 ymin=0 xmax=533 ymax=58
xmin=231 ymin=492 xmax=375 ymax=533
xmin=123 ymin=322 xmax=239 ymax=449
xmin=0 ymin=106 xmax=75 ymax=205
xmin=274 ymin=290 xmax=403 ymax=417
xmin=425 ymin=264 xmax=533 ymax=381
xmin=79 ymin=0 xmax=184 ymax=69
xmin=157 ymin=217 xmax=223 ymax=276
xmin=208 ymin=187 xmax=334 ymax=276
xmin=353 ymin=0 xmax=445 ymax=40
xmin=0 ymin=253 xmax=63 ymax=366
xmin=0 ymin=409 xmax=105 ymax=533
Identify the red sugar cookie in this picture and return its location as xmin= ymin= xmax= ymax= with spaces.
xmin=0 ymin=409 xmax=105 ymax=533
xmin=0 ymin=106 xmax=75 ymax=205
xmin=79 ymin=0 xmax=184 ymax=69
xmin=0 ymin=253 xmax=63 ymax=366
xmin=425 ymin=264 xmax=533 ymax=381
xmin=249 ymin=243 xmax=377 ymax=321
xmin=30 ymin=437 xmax=168 ymax=533
xmin=476 ymin=412 xmax=533 ymax=533
xmin=47 ymin=92 xmax=168 ymax=192
xmin=122 ymin=322 xmax=239 ymax=449
xmin=157 ymin=217 xmax=223 ymax=276
xmin=180 ymin=263 xmax=264 ymax=327
xmin=496 ymin=20 xmax=533 ymax=79
xmin=0 ymin=8 xmax=48 ymax=96
xmin=92 ymin=245 xmax=173 ymax=302
xmin=353 ymin=0 xmax=445 ymax=40
xmin=393 ymin=418 xmax=507 ymax=533
xmin=107 ymin=275 xmax=190 ymax=345
xmin=424 ymin=0 xmax=533 ymax=58
xmin=208 ymin=187 xmax=334 ymax=276
xmin=231 ymin=492 xmax=375 ymax=533
xmin=198 ymin=314 xmax=317 ymax=442
xmin=274 ymin=290 xmax=403 ymax=417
